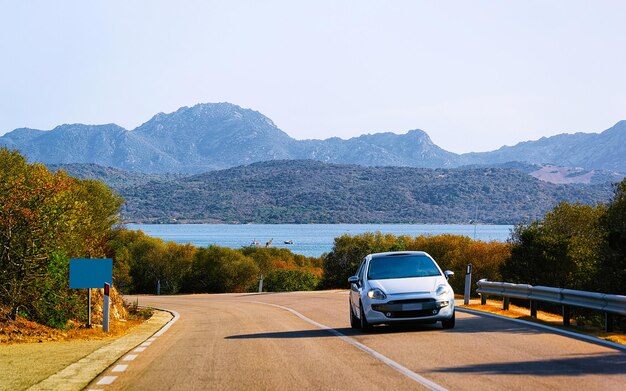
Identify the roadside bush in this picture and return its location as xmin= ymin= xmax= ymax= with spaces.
xmin=263 ymin=269 xmax=319 ymax=292
xmin=501 ymin=202 xmax=605 ymax=291
xmin=109 ymin=229 xmax=196 ymax=295
xmin=186 ymin=246 xmax=259 ymax=293
xmin=321 ymin=232 xmax=405 ymax=288
xmin=33 ymin=252 xmax=85 ymax=329
xmin=241 ymin=247 xmax=323 ymax=278
xmin=321 ymin=231 xmax=510 ymax=293
xmin=0 ymin=148 xmax=122 ymax=326
xmin=406 ymin=234 xmax=510 ymax=294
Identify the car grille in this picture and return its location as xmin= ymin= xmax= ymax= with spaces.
xmin=372 ymin=298 xmax=440 ymax=318
xmin=384 ymin=309 xmax=440 ymax=318
xmin=385 ymin=298 xmax=435 ymax=305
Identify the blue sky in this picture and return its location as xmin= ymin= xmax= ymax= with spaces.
xmin=1 ymin=1 xmax=625 ymax=153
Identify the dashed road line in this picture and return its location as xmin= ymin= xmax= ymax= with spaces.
xmin=112 ymin=365 xmax=128 ymax=372
xmin=89 ymin=308 xmax=180 ymax=388
xmin=96 ymin=376 xmax=117 ymax=385
xmin=247 ymin=300 xmax=447 ymax=391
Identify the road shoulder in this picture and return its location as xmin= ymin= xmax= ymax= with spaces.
xmin=22 ymin=310 xmax=172 ymax=391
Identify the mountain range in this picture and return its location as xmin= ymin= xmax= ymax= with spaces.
xmin=2 ymin=102 xmax=625 ymax=179
xmin=50 ymin=160 xmax=613 ymax=224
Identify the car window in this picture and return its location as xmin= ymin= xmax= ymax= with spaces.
xmin=367 ymin=255 xmax=441 ymax=280
xmin=356 ymin=258 xmax=366 ymax=280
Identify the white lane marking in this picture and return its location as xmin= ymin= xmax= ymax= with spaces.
xmin=247 ymin=301 xmax=447 ymax=391
xmin=112 ymin=365 xmax=128 ymax=372
xmin=123 ymin=354 xmax=138 ymax=361
xmin=457 ymin=308 xmax=626 ymax=352
xmin=140 ymin=341 xmax=153 ymax=347
xmin=96 ymin=376 xmax=117 ymax=385
xmin=147 ymin=337 xmax=157 ymax=342
xmin=134 ymin=347 xmax=147 ymax=353
xmin=154 ymin=309 xmax=181 ymax=337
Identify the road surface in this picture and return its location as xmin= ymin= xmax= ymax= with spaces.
xmin=89 ymin=291 xmax=626 ymax=390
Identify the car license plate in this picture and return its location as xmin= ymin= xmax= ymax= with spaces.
xmin=401 ymin=303 xmax=423 ymax=311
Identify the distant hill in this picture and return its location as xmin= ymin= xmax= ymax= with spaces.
xmin=460 ymin=120 xmax=626 ymax=173
xmin=3 ymin=102 xmax=625 ymax=176
xmin=51 ymin=160 xmax=614 ymax=225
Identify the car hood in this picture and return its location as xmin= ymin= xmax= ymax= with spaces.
xmin=370 ymin=276 xmax=445 ymax=295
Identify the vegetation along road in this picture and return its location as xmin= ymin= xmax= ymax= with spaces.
xmin=89 ymin=292 xmax=626 ymax=390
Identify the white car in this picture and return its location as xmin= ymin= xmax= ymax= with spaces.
xmin=348 ymin=251 xmax=455 ymax=331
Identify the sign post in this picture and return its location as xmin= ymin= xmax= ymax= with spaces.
xmin=103 ymin=282 xmax=110 ymax=332
xmin=69 ymin=258 xmax=113 ymax=331
xmin=87 ymin=288 xmax=91 ymax=328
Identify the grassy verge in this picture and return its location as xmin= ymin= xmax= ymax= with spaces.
xmin=0 ymin=305 xmax=153 ymax=391
xmin=460 ymin=297 xmax=626 ymax=346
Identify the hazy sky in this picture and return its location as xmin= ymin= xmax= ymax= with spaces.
xmin=1 ymin=1 xmax=625 ymax=153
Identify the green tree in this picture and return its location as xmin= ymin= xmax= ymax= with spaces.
xmin=600 ymin=179 xmax=626 ymax=294
xmin=0 ymin=148 xmax=123 ymax=325
xmin=502 ymin=202 xmax=605 ymax=290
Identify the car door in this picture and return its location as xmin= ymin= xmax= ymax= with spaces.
xmin=350 ymin=257 xmax=367 ymax=312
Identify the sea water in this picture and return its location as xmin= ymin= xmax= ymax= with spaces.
xmin=125 ymin=224 xmax=513 ymax=258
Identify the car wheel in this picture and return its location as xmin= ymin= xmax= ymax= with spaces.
xmin=441 ymin=310 xmax=455 ymax=329
xmin=359 ymin=301 xmax=372 ymax=332
xmin=350 ymin=301 xmax=359 ymax=329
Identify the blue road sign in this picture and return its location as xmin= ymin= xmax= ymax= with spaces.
xmin=69 ymin=258 xmax=113 ymax=289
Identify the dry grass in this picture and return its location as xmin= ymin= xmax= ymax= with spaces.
xmin=462 ymin=298 xmax=626 ymax=346
xmin=0 ymin=302 xmax=151 ymax=390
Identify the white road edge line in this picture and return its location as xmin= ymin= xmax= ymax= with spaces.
xmin=247 ymin=300 xmax=447 ymax=391
xmin=153 ymin=309 xmax=181 ymax=337
xmin=457 ymin=307 xmax=626 ymax=352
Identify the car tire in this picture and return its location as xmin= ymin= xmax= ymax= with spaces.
xmin=359 ymin=301 xmax=372 ymax=332
xmin=441 ymin=310 xmax=455 ymax=329
xmin=350 ymin=301 xmax=359 ymax=329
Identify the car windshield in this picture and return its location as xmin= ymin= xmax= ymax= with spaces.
xmin=367 ymin=255 xmax=441 ymax=280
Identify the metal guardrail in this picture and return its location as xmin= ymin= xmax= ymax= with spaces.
xmin=476 ymin=279 xmax=626 ymax=332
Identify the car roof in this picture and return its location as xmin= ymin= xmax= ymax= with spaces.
xmin=369 ymin=251 xmax=430 ymax=259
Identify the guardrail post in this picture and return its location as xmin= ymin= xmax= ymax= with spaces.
xmin=503 ymin=297 xmax=510 ymax=311
xmin=464 ymin=264 xmax=472 ymax=305
xmin=562 ymin=305 xmax=570 ymax=327
xmin=530 ymin=300 xmax=538 ymax=318
xmin=605 ymin=312 xmax=614 ymax=332
xmin=480 ymin=294 xmax=487 ymax=305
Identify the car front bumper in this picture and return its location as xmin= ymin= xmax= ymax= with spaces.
xmin=364 ymin=295 xmax=454 ymax=324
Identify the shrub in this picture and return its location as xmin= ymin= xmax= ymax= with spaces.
xmin=263 ymin=269 xmax=319 ymax=292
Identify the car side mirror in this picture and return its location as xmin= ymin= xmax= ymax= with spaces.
xmin=444 ymin=270 xmax=454 ymax=280
xmin=348 ymin=276 xmax=359 ymax=285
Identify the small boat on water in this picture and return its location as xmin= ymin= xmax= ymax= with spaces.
xmin=284 ymin=240 xmax=294 ymax=245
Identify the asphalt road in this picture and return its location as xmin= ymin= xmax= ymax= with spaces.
xmin=89 ymin=291 xmax=626 ymax=390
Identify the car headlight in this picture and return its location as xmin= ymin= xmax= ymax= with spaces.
xmin=367 ymin=288 xmax=387 ymax=300
xmin=436 ymin=284 xmax=451 ymax=297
